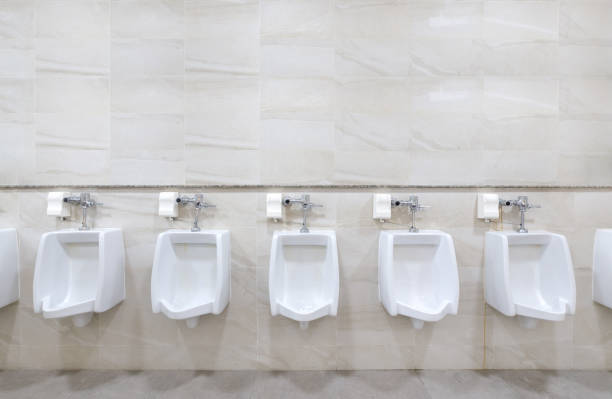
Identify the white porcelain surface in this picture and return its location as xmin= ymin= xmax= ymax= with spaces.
xmin=378 ymin=230 xmax=459 ymax=328
xmin=33 ymin=228 xmax=125 ymax=326
xmin=269 ymin=230 xmax=339 ymax=326
xmin=593 ymin=229 xmax=612 ymax=309
xmin=0 ymin=228 xmax=19 ymax=308
xmin=151 ymin=230 xmax=231 ymax=327
xmin=485 ymin=231 xmax=576 ymax=324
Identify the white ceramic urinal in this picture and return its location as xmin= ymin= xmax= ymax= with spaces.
xmin=593 ymin=229 xmax=612 ymax=309
xmin=269 ymin=231 xmax=339 ymax=329
xmin=152 ymin=230 xmax=230 ymax=328
xmin=0 ymin=228 xmax=19 ymax=308
xmin=34 ymin=229 xmax=125 ymax=327
xmin=485 ymin=231 xmax=576 ymax=328
xmin=379 ymin=230 xmax=459 ymax=329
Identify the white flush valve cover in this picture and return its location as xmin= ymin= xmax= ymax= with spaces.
xmin=159 ymin=192 xmax=179 ymax=218
xmin=373 ymin=194 xmax=391 ymax=220
xmin=266 ymin=193 xmax=283 ymax=219
xmin=477 ymin=193 xmax=499 ymax=220
xmin=47 ymin=192 xmax=71 ymax=217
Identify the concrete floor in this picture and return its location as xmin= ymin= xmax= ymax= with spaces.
xmin=0 ymin=370 xmax=611 ymax=398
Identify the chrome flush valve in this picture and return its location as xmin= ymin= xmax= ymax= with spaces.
xmin=63 ymin=192 xmax=103 ymax=231
xmin=391 ymin=195 xmax=430 ymax=233
xmin=282 ymin=194 xmax=322 ymax=233
xmin=499 ymin=195 xmax=541 ymax=233
xmin=176 ymin=194 xmax=215 ymax=232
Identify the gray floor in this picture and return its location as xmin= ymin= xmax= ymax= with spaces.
xmin=1 ymin=370 xmax=611 ymax=398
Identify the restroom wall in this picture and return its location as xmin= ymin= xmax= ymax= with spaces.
xmin=0 ymin=189 xmax=611 ymax=370
xmin=1 ymin=0 xmax=612 ymax=186
xmin=1 ymin=0 xmax=611 ymax=371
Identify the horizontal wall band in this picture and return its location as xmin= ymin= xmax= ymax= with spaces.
xmin=0 ymin=185 xmax=611 ymax=192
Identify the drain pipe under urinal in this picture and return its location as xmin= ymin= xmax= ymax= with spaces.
xmin=72 ymin=312 xmax=93 ymax=328
xmin=411 ymin=319 xmax=425 ymax=329
xmin=185 ymin=316 xmax=200 ymax=329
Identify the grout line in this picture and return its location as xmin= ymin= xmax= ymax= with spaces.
xmin=0 ymin=185 xmax=611 ymax=193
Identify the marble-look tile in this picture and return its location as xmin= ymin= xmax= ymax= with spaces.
xmin=184 ymin=0 xmax=259 ymax=76
xmin=0 ymin=1 xmax=35 ymax=42
xmin=259 ymin=150 xmax=334 ymax=185
xmin=336 ymin=370 xmax=430 ymax=398
xmin=111 ymin=77 xmax=183 ymax=113
xmin=418 ymin=370 xmax=517 ymax=398
xmin=110 ymin=114 xmax=183 ymax=159
xmin=185 ymin=147 xmax=260 ymax=185
xmin=257 ymin=343 xmax=336 ymax=371
xmin=25 ymin=115 xmax=110 ymax=185
xmin=18 ymin=345 xmax=99 ymax=370
xmin=261 ymin=45 xmax=334 ymax=78
xmin=0 ymin=78 xmax=33 ymax=114
xmin=0 ymin=47 xmax=34 ymax=78
xmin=484 ymin=77 xmax=558 ymax=120
xmin=333 ymin=151 xmax=411 ymax=185
xmin=557 ymin=153 xmax=612 ymax=186
xmin=111 ymin=39 xmax=183 ymax=77
xmin=335 ymin=1 xmax=482 ymax=41
xmin=336 ymin=345 xmax=412 ymax=370
xmin=560 ymin=45 xmax=612 ymax=76
xmin=483 ymin=1 xmax=558 ymax=47
xmin=254 ymin=371 xmax=340 ymax=398
xmin=261 ymin=78 xmax=334 ymax=121
xmin=0 ymin=118 xmax=27 ymax=185
xmin=261 ymin=0 xmax=333 ymax=46
xmin=560 ymin=2 xmax=612 ymax=44
xmin=111 ymin=0 xmax=184 ymax=40
xmin=337 ymin=37 xmax=482 ymax=77
xmin=36 ymin=77 xmax=109 ymax=114
xmin=561 ymin=78 xmax=612 ymax=118
xmin=35 ymin=0 xmax=109 ymax=40
xmin=36 ymin=38 xmax=108 ymax=77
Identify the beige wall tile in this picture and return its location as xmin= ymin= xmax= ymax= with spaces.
xmin=111 ymin=0 xmax=184 ymax=40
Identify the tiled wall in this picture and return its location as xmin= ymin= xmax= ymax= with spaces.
xmin=0 ymin=189 xmax=610 ymax=370
xmin=1 ymin=0 xmax=611 ymax=186
xmin=1 ymin=0 xmax=611 ymax=370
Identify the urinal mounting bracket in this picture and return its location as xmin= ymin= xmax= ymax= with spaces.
xmin=282 ymin=194 xmax=322 ymax=233
xmin=499 ymin=195 xmax=541 ymax=233
xmin=63 ymin=192 xmax=103 ymax=231
xmin=176 ymin=193 xmax=215 ymax=232
xmin=391 ymin=195 xmax=430 ymax=233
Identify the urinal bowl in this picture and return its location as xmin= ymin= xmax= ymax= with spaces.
xmin=593 ymin=229 xmax=612 ymax=309
xmin=0 ymin=228 xmax=19 ymax=309
xmin=269 ymin=231 xmax=339 ymax=328
xmin=151 ymin=230 xmax=230 ymax=328
xmin=33 ymin=229 xmax=125 ymax=327
xmin=485 ymin=231 xmax=576 ymax=328
xmin=378 ymin=230 xmax=459 ymax=329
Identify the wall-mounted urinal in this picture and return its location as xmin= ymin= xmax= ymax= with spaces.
xmin=152 ymin=193 xmax=230 ymax=328
xmin=0 ymin=228 xmax=19 ymax=308
xmin=34 ymin=228 xmax=125 ymax=327
xmin=152 ymin=230 xmax=230 ymax=328
xmin=379 ymin=230 xmax=459 ymax=329
xmin=593 ymin=229 xmax=612 ymax=309
xmin=375 ymin=195 xmax=459 ymax=329
xmin=268 ymin=194 xmax=339 ymax=329
xmin=485 ymin=196 xmax=575 ymax=328
xmin=34 ymin=193 xmax=125 ymax=327
xmin=485 ymin=231 xmax=576 ymax=328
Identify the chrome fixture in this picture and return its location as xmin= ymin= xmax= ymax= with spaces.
xmin=499 ymin=195 xmax=540 ymax=233
xmin=391 ymin=195 xmax=430 ymax=233
xmin=176 ymin=193 xmax=215 ymax=232
xmin=282 ymin=194 xmax=322 ymax=233
xmin=63 ymin=192 xmax=102 ymax=231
